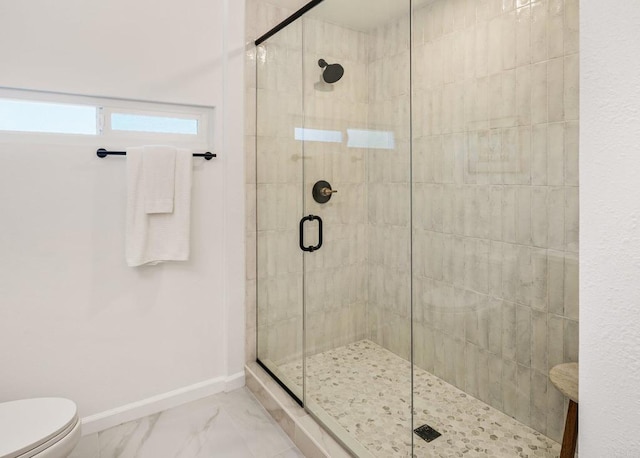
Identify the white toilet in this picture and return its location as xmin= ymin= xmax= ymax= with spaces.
xmin=0 ymin=398 xmax=81 ymax=458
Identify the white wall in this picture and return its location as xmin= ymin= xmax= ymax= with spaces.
xmin=580 ymin=3 xmax=640 ymax=456
xmin=0 ymin=0 xmax=245 ymax=424
xmin=0 ymin=0 xmax=222 ymax=106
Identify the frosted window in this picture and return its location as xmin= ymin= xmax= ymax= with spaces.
xmin=0 ymin=100 xmax=97 ymax=135
xmin=111 ymin=113 xmax=198 ymax=135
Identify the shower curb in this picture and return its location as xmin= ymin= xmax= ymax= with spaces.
xmin=245 ymin=362 xmax=354 ymax=458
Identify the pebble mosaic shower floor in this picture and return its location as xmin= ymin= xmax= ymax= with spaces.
xmin=278 ymin=340 xmax=561 ymax=458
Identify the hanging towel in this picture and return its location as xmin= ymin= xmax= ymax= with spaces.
xmin=143 ymin=145 xmax=176 ymax=214
xmin=126 ymin=146 xmax=193 ymax=267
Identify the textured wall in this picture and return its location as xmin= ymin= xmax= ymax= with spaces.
xmin=255 ymin=14 xmax=305 ymax=371
xmin=580 ymin=2 xmax=640 ymax=456
xmin=251 ymin=4 xmax=370 ymax=373
xmin=366 ymin=0 xmax=579 ymax=442
xmin=297 ymin=17 xmax=371 ymax=358
xmin=366 ymin=16 xmax=413 ymax=360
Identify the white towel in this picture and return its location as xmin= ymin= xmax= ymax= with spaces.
xmin=126 ymin=147 xmax=193 ymax=267
xmin=143 ymin=146 xmax=176 ymax=214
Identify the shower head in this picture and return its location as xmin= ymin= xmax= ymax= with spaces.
xmin=318 ymin=59 xmax=344 ymax=84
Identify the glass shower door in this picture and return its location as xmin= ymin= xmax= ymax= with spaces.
xmin=410 ymin=0 xmax=579 ymax=456
xmin=255 ymin=20 xmax=305 ymax=401
xmin=300 ymin=2 xmax=414 ymax=456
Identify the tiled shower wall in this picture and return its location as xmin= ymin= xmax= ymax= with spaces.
xmin=300 ymin=17 xmax=371 ymax=357
xmin=247 ymin=0 xmax=579 ymax=445
xmin=248 ymin=1 xmax=370 ymax=367
xmin=246 ymin=0 xmax=296 ymax=366
xmin=366 ymin=0 xmax=579 ymax=442
xmin=366 ymin=17 xmax=413 ymax=359
xmin=254 ymin=16 xmax=305 ymax=367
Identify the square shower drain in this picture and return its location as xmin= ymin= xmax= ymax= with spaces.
xmin=414 ymin=424 xmax=442 ymax=443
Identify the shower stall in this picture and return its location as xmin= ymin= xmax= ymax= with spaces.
xmin=253 ymin=0 xmax=579 ymax=456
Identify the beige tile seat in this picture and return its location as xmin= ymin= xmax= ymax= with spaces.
xmin=550 ymin=362 xmax=578 ymax=458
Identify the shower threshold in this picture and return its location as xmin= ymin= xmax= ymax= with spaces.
xmin=278 ymin=340 xmax=561 ymax=457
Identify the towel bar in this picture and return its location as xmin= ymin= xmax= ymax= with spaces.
xmin=96 ymin=148 xmax=216 ymax=160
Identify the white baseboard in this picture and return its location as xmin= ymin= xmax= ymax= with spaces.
xmin=81 ymin=372 xmax=245 ymax=435
xmin=224 ymin=371 xmax=246 ymax=392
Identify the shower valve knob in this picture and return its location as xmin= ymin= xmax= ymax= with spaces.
xmin=320 ymin=187 xmax=337 ymax=197
xmin=312 ymin=180 xmax=336 ymax=204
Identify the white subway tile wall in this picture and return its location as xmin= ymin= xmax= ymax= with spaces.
xmin=251 ymin=7 xmax=372 ymax=379
xmin=404 ymin=0 xmax=579 ymax=442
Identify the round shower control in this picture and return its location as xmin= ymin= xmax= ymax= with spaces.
xmin=312 ymin=180 xmax=337 ymax=204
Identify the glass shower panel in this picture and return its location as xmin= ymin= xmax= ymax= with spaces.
xmin=298 ymin=2 xmax=413 ymax=456
xmin=255 ymin=21 xmax=304 ymax=401
xmin=411 ymin=0 xmax=579 ymax=455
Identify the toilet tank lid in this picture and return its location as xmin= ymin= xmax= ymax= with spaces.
xmin=0 ymin=398 xmax=78 ymax=458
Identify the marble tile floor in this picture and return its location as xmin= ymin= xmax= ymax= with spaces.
xmin=70 ymin=387 xmax=304 ymax=458
xmin=278 ymin=340 xmax=561 ymax=458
